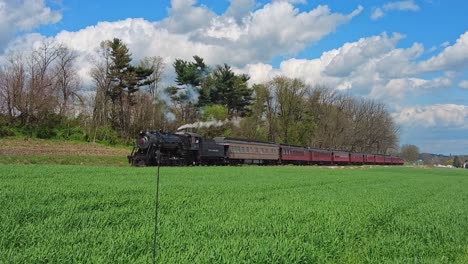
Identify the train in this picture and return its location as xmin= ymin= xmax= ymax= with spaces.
xmin=128 ymin=130 xmax=405 ymax=166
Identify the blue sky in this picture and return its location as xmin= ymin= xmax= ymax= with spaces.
xmin=1 ymin=0 xmax=468 ymax=155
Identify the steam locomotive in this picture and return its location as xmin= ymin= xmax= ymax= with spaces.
xmin=127 ymin=130 xmax=405 ymax=166
xmin=128 ymin=130 xmax=224 ymax=166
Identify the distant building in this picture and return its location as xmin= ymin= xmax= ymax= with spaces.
xmin=464 ymin=161 xmax=468 ymax=169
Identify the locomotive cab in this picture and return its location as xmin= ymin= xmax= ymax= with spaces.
xmin=176 ymin=132 xmax=201 ymax=151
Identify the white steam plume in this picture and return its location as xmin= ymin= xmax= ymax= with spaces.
xmin=177 ymin=119 xmax=226 ymax=130
xmin=177 ymin=117 xmax=242 ymax=131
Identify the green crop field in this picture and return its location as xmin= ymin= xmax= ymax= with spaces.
xmin=1 ymin=164 xmax=467 ymax=263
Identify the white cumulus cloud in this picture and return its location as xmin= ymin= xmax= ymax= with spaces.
xmin=156 ymin=0 xmax=217 ymax=34
xmin=370 ymin=75 xmax=453 ymax=100
xmin=240 ymin=32 xmax=450 ymax=101
xmin=393 ymin=104 xmax=468 ymax=128
xmin=417 ymin=31 xmax=468 ymax=73
xmin=239 ymin=31 xmax=468 ymax=103
xmin=0 ymin=0 xmax=62 ymax=49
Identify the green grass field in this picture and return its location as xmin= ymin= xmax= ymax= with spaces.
xmin=0 ymin=154 xmax=128 ymax=166
xmin=1 ymin=165 xmax=467 ymax=263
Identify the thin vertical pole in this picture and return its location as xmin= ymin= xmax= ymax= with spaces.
xmin=153 ymin=149 xmax=161 ymax=264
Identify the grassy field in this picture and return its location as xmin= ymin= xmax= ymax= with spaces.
xmin=0 ymin=154 xmax=128 ymax=166
xmin=1 ymin=165 xmax=467 ymax=263
xmin=0 ymin=138 xmax=130 ymax=166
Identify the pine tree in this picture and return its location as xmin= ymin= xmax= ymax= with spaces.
xmin=166 ymin=56 xmax=208 ymax=124
xmin=106 ymin=38 xmax=153 ymax=136
xmin=200 ymin=64 xmax=252 ymax=117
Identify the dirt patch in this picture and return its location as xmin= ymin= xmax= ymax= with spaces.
xmin=0 ymin=139 xmax=130 ymax=157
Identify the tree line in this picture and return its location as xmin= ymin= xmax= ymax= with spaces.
xmin=0 ymin=38 xmax=399 ymax=154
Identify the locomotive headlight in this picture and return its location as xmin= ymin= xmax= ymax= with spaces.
xmin=137 ymin=135 xmax=150 ymax=149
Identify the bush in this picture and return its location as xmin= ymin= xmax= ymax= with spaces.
xmin=36 ymin=125 xmax=56 ymax=139
xmin=0 ymin=126 xmax=16 ymax=137
xmin=54 ymin=125 xmax=86 ymax=141
xmin=69 ymin=130 xmax=85 ymax=141
xmin=26 ymin=113 xmax=63 ymax=139
xmin=92 ymin=126 xmax=122 ymax=145
xmin=202 ymin=105 xmax=228 ymax=121
xmin=0 ymin=115 xmax=16 ymax=137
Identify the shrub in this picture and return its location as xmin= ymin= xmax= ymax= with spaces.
xmin=93 ymin=126 xmax=122 ymax=145
xmin=36 ymin=125 xmax=56 ymax=139
xmin=0 ymin=126 xmax=15 ymax=137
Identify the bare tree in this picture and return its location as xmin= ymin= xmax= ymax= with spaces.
xmin=90 ymin=41 xmax=114 ymax=142
xmin=53 ymin=45 xmax=81 ymax=116
xmin=234 ymin=84 xmax=269 ymax=141
xmin=139 ymin=56 xmax=166 ymax=129
xmin=140 ymin=56 xmax=165 ymax=98
xmin=129 ymin=92 xmax=166 ymax=135
xmin=264 ymin=83 xmax=277 ymax=142
xmin=345 ymin=98 xmax=398 ymax=153
xmin=0 ymin=41 xmax=61 ymax=128
xmin=302 ymin=85 xmax=398 ymax=153
xmin=306 ymin=87 xmax=351 ymax=149
xmin=24 ymin=41 xmax=60 ymax=125
xmin=0 ymin=53 xmax=25 ymax=125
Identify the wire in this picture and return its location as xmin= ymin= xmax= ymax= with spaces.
xmin=153 ymin=149 xmax=161 ymax=264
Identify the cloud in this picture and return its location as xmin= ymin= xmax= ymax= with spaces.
xmin=383 ymin=0 xmax=420 ymax=11
xmin=394 ymin=104 xmax=468 ymax=154
xmin=156 ymin=0 xmax=216 ymax=34
xmin=153 ymin=1 xmax=363 ymax=65
xmin=416 ymin=31 xmax=468 ymax=73
xmin=240 ymin=63 xmax=277 ymax=84
xmin=225 ymin=0 xmax=256 ymax=22
xmin=371 ymin=0 xmax=420 ymax=20
xmin=323 ymin=32 xmax=406 ymax=77
xmin=0 ymin=0 xmax=62 ymax=50
xmin=192 ymin=3 xmax=363 ymax=63
xmin=371 ymin=8 xmax=385 ymax=20
xmin=370 ymin=74 xmax=453 ymax=100
xmin=393 ymin=104 xmax=468 ymax=128
xmin=459 ymin=80 xmax=468 ymax=89
xmin=239 ymin=32 xmax=435 ymax=101
xmin=441 ymin=41 xmax=450 ymax=48
xmin=238 ymin=31 xmax=468 ymax=104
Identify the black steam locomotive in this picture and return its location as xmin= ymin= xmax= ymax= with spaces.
xmin=128 ymin=130 xmax=225 ymax=166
